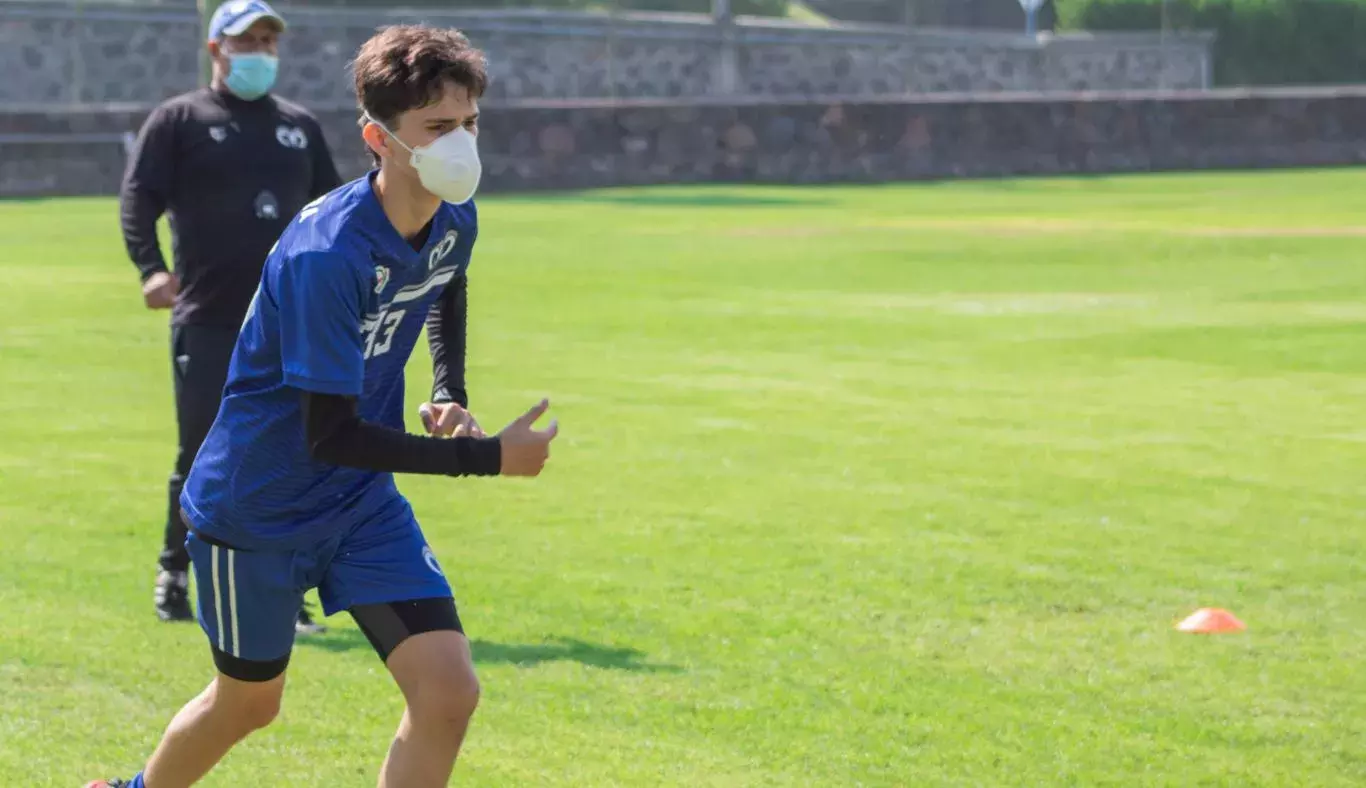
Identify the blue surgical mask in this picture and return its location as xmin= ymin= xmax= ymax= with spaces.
xmin=224 ymin=52 xmax=278 ymax=100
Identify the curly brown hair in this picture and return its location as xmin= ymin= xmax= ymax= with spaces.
xmin=352 ymin=25 xmax=489 ymax=161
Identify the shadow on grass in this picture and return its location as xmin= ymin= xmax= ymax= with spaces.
xmin=472 ymin=637 xmax=682 ymax=673
xmin=298 ymin=630 xmax=681 ymax=673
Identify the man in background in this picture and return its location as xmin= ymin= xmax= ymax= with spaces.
xmin=119 ymin=0 xmax=341 ymax=630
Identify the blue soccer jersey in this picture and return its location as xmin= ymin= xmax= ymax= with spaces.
xmin=181 ymin=173 xmax=477 ymax=550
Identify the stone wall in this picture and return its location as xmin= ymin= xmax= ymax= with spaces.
xmin=0 ymin=2 xmax=1212 ymax=108
xmin=5 ymin=87 xmax=1366 ymax=198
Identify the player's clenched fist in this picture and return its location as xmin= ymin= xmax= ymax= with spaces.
xmin=497 ymin=398 xmax=558 ymax=477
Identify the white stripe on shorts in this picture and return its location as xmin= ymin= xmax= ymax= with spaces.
xmin=227 ymin=548 xmax=240 ymax=657
xmin=211 ymin=544 xmax=225 ymax=652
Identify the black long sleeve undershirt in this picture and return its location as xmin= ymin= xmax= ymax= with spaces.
xmin=302 ymin=391 xmax=500 ymax=477
xmin=426 ymin=274 xmax=468 ymax=408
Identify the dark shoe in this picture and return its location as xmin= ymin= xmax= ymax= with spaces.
xmin=155 ymin=569 xmax=193 ymax=622
xmin=295 ymin=601 xmax=327 ymax=636
xmin=85 ymin=780 xmax=131 ymax=787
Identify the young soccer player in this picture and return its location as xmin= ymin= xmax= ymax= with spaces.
xmin=88 ymin=24 xmax=556 ymax=788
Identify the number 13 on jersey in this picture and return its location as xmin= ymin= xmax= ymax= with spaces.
xmin=363 ymin=309 xmax=406 ymax=360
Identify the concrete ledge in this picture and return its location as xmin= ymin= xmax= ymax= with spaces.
xmin=6 ymin=88 xmax=1365 ymax=198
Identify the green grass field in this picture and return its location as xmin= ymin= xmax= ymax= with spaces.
xmin=3 ymin=170 xmax=1366 ymax=786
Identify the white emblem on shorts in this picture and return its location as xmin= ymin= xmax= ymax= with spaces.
xmin=422 ymin=545 xmax=444 ymax=577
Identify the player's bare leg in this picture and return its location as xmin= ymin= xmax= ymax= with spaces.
xmin=141 ymin=672 xmax=286 ymax=788
xmin=378 ymin=631 xmax=480 ymax=788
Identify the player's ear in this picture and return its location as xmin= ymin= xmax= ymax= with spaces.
xmin=361 ymin=122 xmax=389 ymax=161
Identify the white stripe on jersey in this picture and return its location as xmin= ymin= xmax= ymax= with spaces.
xmin=363 ymin=268 xmax=457 ymax=319
xmin=391 ymin=269 xmax=456 ymax=306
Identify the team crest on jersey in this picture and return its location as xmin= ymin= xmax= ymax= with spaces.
xmin=428 ymin=231 xmax=458 ymax=271
xmin=276 ymin=125 xmax=308 ymax=150
xmin=374 ymin=265 xmax=390 ymax=294
xmin=209 ymin=126 xmax=227 ymax=143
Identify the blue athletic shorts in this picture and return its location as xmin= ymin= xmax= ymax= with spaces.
xmin=186 ymin=496 xmax=452 ymax=665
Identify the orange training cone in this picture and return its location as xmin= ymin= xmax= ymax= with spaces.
xmin=1175 ymin=608 xmax=1246 ymax=634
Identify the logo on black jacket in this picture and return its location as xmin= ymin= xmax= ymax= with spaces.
xmin=276 ymin=125 xmax=308 ymax=150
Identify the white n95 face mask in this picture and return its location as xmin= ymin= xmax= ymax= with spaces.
xmin=367 ymin=114 xmax=481 ymax=205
